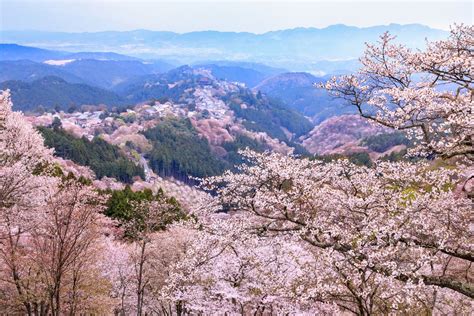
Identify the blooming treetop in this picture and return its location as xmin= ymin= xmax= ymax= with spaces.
xmin=322 ymin=24 xmax=473 ymax=160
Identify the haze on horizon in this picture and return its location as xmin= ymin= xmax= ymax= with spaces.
xmin=0 ymin=0 xmax=472 ymax=34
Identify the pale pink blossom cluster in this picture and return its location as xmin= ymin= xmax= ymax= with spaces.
xmin=322 ymin=24 xmax=473 ymax=160
xmin=153 ymin=26 xmax=473 ymax=313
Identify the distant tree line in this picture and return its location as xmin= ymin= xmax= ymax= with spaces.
xmin=221 ymin=134 xmax=267 ymax=167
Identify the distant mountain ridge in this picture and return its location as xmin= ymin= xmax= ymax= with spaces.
xmin=0 ymin=45 xmax=175 ymax=89
xmin=2 ymin=24 xmax=447 ymax=72
xmin=0 ymin=44 xmax=65 ymax=61
xmin=0 ymin=43 xmax=141 ymax=62
xmin=59 ymin=59 xmax=174 ymax=89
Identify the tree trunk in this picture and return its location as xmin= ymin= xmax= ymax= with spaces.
xmin=136 ymin=240 xmax=147 ymax=316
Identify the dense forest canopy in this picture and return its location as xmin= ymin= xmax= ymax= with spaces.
xmin=143 ymin=117 xmax=279 ymax=181
xmin=103 ymin=186 xmax=186 ymax=235
xmin=143 ymin=117 xmax=227 ymax=180
xmin=39 ymin=125 xmax=144 ymax=183
xmin=361 ymin=132 xmax=412 ymax=153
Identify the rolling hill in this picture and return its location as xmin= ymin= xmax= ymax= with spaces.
xmin=0 ymin=60 xmax=86 ymax=84
xmin=114 ymin=65 xmax=313 ymax=142
xmin=0 ymin=45 xmax=175 ymax=89
xmin=0 ymin=43 xmax=66 ymax=61
xmin=1 ymin=76 xmax=127 ymax=111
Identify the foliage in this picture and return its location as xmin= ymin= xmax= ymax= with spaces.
xmin=110 ymin=188 xmax=186 ymax=315
xmin=1 ymin=25 xmax=472 ymax=315
xmin=313 ymin=151 xmax=373 ymax=167
xmin=381 ymin=148 xmax=409 ymax=162
xmin=39 ymin=126 xmax=144 ymax=183
xmin=143 ymin=117 xmax=226 ymax=180
xmin=323 ymin=25 xmax=473 ymax=160
xmin=287 ymin=140 xmax=311 ymax=156
xmin=0 ymin=91 xmax=114 ymax=314
xmin=185 ymin=150 xmax=472 ymax=314
xmin=361 ymin=131 xmax=411 ymax=152
xmin=115 ymin=66 xmax=201 ymax=103
xmin=154 ymin=26 xmax=473 ymax=314
xmin=104 ymin=185 xmax=184 ymax=227
xmin=221 ymin=134 xmax=268 ymax=167
xmin=104 ymin=186 xmax=153 ymax=220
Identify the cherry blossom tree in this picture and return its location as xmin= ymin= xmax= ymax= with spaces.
xmin=102 ymin=228 xmax=195 ymax=316
xmin=0 ymin=91 xmax=115 ymax=314
xmin=30 ymin=180 xmax=110 ymax=315
xmin=322 ymin=24 xmax=473 ymax=160
xmin=162 ymin=216 xmax=342 ymax=314
xmin=0 ymin=92 xmax=191 ymax=313
xmin=101 ymin=236 xmax=135 ymax=315
xmin=166 ymin=26 xmax=473 ymax=314
xmin=0 ymin=178 xmax=113 ymax=315
xmin=119 ymin=194 xmax=184 ymax=315
xmin=1 ymin=23 xmax=472 ymax=315
xmin=0 ymin=90 xmax=58 ymax=314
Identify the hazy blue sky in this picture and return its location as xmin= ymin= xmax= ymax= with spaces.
xmin=0 ymin=0 xmax=472 ymax=33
